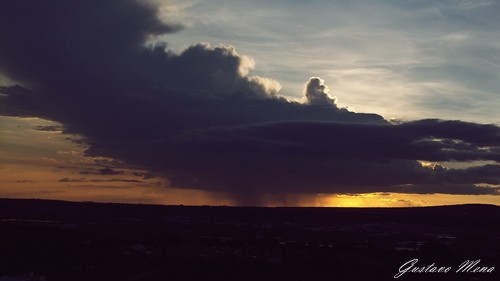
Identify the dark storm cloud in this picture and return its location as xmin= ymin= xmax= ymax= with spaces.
xmin=0 ymin=85 xmax=44 ymax=117
xmin=0 ymin=0 xmax=499 ymax=198
xmin=167 ymin=120 xmax=500 ymax=162
xmin=0 ymin=0 xmax=180 ymax=90
xmin=0 ymin=0 xmax=279 ymax=101
xmin=90 ymin=120 xmax=498 ymax=196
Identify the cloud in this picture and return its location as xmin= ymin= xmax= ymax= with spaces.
xmin=34 ymin=125 xmax=63 ymax=132
xmin=304 ymin=77 xmax=337 ymax=107
xmin=160 ymin=43 xmax=280 ymax=98
xmin=0 ymin=0 xmax=499 ymax=203
xmin=168 ymin=119 xmax=500 ymax=162
xmin=16 ymin=180 xmax=35 ymax=183
xmin=0 ymin=0 xmax=180 ymax=90
xmin=0 ymin=0 xmax=282 ymax=104
xmin=79 ymin=168 xmax=124 ymax=176
xmin=114 ymin=120 xmax=498 ymax=197
xmin=59 ymin=178 xmax=142 ymax=183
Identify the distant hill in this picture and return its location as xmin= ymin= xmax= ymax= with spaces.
xmin=1 ymin=197 xmax=499 ymax=226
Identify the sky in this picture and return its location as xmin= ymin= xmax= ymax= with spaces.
xmin=0 ymin=0 xmax=499 ymax=207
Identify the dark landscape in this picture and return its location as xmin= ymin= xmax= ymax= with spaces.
xmin=0 ymin=198 xmax=499 ymax=281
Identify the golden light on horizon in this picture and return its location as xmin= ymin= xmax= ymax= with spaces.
xmin=318 ymin=193 xmax=500 ymax=208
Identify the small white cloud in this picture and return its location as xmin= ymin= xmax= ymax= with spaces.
xmin=304 ymin=77 xmax=337 ymax=107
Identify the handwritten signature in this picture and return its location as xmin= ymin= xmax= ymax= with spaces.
xmin=394 ymin=259 xmax=495 ymax=278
